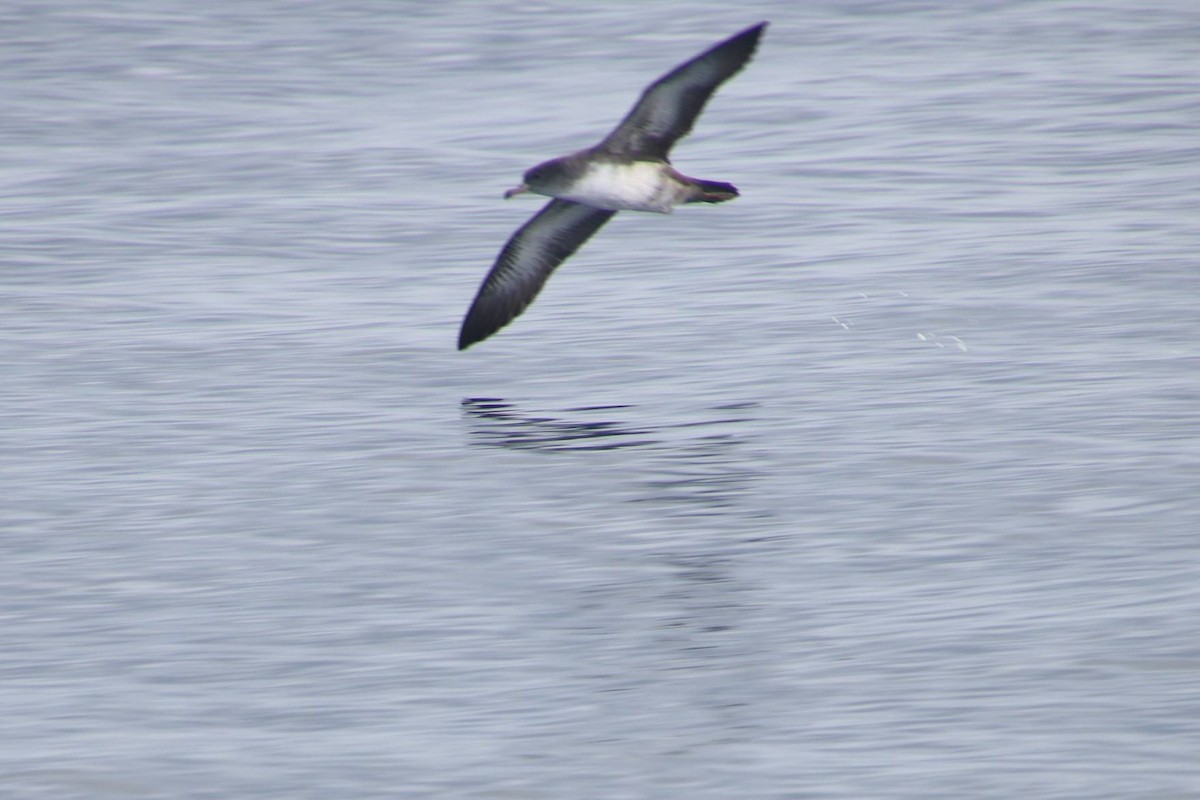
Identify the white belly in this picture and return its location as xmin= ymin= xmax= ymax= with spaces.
xmin=560 ymin=161 xmax=681 ymax=213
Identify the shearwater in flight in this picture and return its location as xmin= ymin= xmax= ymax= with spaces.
xmin=457 ymin=22 xmax=768 ymax=350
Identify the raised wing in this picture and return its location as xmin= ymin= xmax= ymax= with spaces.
xmin=598 ymin=22 xmax=766 ymax=160
xmin=458 ymin=199 xmax=617 ymax=350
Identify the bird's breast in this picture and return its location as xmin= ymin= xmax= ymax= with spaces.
xmin=559 ymin=161 xmax=682 ymax=213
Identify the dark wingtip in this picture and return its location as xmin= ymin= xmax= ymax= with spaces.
xmin=458 ymin=308 xmax=505 ymax=351
xmin=457 ymin=326 xmax=482 ymax=351
xmin=743 ymin=22 xmax=769 ymax=52
xmin=738 ymin=21 xmax=769 ymax=42
xmin=714 ymin=23 xmax=766 ymax=53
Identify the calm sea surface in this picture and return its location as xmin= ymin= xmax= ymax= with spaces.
xmin=3 ymin=1 xmax=1199 ymax=798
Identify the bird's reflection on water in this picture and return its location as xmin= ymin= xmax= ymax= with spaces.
xmin=460 ymin=396 xmax=766 ymax=520
xmin=461 ymin=397 xmax=777 ymax=718
xmin=460 ymin=397 xmax=659 ymax=451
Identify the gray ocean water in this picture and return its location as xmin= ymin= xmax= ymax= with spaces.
xmin=3 ymin=1 xmax=1199 ymax=798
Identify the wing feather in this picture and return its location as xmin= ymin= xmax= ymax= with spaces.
xmin=458 ymin=200 xmax=616 ymax=350
xmin=598 ymin=22 xmax=766 ymax=160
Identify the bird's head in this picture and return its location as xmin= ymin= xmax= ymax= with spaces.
xmin=504 ymin=158 xmax=571 ymax=199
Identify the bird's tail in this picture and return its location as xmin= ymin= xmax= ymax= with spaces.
xmin=686 ymin=178 xmax=739 ymax=204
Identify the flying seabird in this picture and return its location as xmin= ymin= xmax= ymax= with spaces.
xmin=457 ymin=22 xmax=768 ymax=350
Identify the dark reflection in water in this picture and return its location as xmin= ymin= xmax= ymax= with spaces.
xmin=461 ymin=397 xmax=767 ymax=521
xmin=459 ymin=399 xmax=781 ymax=745
xmin=461 ymin=397 xmax=659 ymax=451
